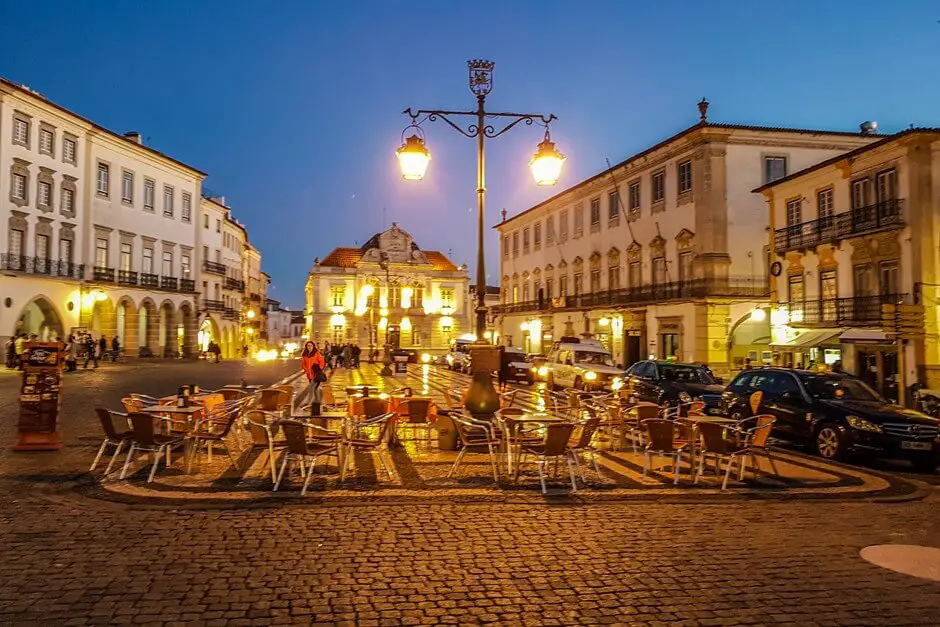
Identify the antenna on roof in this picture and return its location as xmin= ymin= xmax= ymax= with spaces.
xmin=605 ymin=158 xmax=639 ymax=246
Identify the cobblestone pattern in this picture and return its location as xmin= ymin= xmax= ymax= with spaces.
xmin=0 ymin=491 xmax=939 ymax=625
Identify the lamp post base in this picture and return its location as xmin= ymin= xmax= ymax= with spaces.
xmin=464 ymin=343 xmax=501 ymax=417
xmin=380 ymin=344 xmax=393 ymax=376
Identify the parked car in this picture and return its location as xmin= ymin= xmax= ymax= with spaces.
xmin=503 ymin=348 xmax=534 ymax=384
xmin=445 ymin=338 xmax=474 ymax=371
xmin=720 ymin=368 xmax=940 ymax=471
xmin=544 ymin=337 xmax=624 ymax=391
xmin=624 ymin=360 xmax=725 ymax=412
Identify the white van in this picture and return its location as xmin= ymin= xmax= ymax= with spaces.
xmin=544 ymin=337 xmax=624 ymax=391
xmin=445 ymin=338 xmax=474 ymax=371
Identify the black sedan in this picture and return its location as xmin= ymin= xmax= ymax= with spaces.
xmin=624 ymin=360 xmax=725 ymax=413
xmin=720 ymin=368 xmax=940 ymax=472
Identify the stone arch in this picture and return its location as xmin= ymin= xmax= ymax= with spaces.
xmin=115 ymin=296 xmax=138 ymax=353
xmin=158 ymin=300 xmax=176 ymax=357
xmin=177 ymin=301 xmax=197 ymax=359
xmin=89 ymin=295 xmax=116 ymax=341
xmin=199 ymin=315 xmax=220 ymax=355
xmin=15 ymin=295 xmax=64 ymax=341
xmin=137 ymin=298 xmax=158 ymax=356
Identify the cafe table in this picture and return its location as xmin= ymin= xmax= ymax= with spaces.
xmin=158 ymin=392 xmax=225 ymax=413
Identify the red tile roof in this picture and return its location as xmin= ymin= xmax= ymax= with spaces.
xmin=423 ymin=251 xmax=459 ymax=272
xmin=317 ymin=247 xmax=459 ymax=272
xmin=318 ymin=247 xmax=362 ymax=268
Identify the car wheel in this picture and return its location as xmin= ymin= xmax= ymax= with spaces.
xmin=815 ymin=424 xmax=846 ymax=460
xmin=546 ymin=374 xmax=556 ymax=390
xmin=910 ymin=453 xmax=940 ymax=473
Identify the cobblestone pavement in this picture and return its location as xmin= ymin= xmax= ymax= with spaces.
xmin=1 ymin=361 xmax=939 ymax=625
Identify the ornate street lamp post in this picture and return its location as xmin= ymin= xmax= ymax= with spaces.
xmin=398 ymin=60 xmax=564 ymax=415
xmin=379 ymin=252 xmax=394 ymax=376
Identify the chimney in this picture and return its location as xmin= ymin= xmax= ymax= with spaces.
xmin=859 ymin=121 xmax=878 ymax=135
xmin=124 ymin=131 xmax=143 ymax=145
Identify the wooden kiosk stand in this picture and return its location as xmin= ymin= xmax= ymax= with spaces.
xmin=13 ymin=342 xmax=65 ymax=451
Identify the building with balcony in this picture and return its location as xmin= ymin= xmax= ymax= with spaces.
xmin=197 ymin=196 xmax=252 ymax=358
xmin=755 ymin=127 xmax=940 ymax=392
xmin=0 ymin=77 xmax=206 ymax=356
xmin=305 ymin=223 xmax=470 ymax=353
xmin=266 ymin=298 xmax=304 ymax=348
xmin=494 ymin=104 xmax=878 ymax=374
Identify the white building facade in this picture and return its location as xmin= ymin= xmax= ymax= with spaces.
xmin=495 ymin=112 xmax=878 ymax=376
xmin=305 ymin=223 xmax=470 ymax=354
xmin=0 ymin=78 xmax=206 ymax=356
xmin=755 ymin=128 xmax=940 ymax=394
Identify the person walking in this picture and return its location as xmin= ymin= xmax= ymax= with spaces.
xmin=98 ymin=336 xmax=108 ymax=364
xmin=4 ymin=337 xmax=14 ymax=369
xmin=14 ymin=334 xmax=27 ymax=370
xmin=84 ymin=334 xmax=98 ymax=369
xmin=298 ymin=341 xmax=327 ymax=416
xmin=111 ymin=336 xmax=120 ymax=363
xmin=65 ymin=335 xmax=79 ymax=372
xmin=342 ymin=343 xmax=352 ymax=369
xmin=352 ymin=344 xmax=361 ymax=368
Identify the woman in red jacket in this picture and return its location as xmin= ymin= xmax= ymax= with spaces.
xmin=300 ymin=342 xmax=327 ymax=415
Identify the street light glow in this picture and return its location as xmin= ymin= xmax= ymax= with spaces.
xmin=397 ymin=134 xmax=431 ymax=180
xmin=529 ymin=133 xmax=565 ymax=186
xmin=750 ymin=307 xmax=767 ymax=322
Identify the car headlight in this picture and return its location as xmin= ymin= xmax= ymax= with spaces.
xmin=584 ymin=371 xmax=598 ymax=381
xmin=537 ymin=366 xmax=548 ymax=377
xmin=611 ymin=378 xmax=624 ymax=391
xmin=846 ymin=415 xmax=883 ymax=433
xmin=678 ymin=391 xmax=692 ymax=403
xmin=446 ymin=355 xmax=454 ymax=364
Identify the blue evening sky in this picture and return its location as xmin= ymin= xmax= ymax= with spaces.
xmin=2 ymin=1 xmax=938 ymax=308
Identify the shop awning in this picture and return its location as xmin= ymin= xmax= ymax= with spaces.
xmin=773 ymin=329 xmax=843 ymax=349
xmin=840 ymin=328 xmax=890 ymax=342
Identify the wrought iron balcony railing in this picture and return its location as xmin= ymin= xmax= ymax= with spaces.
xmin=140 ymin=272 xmax=159 ymax=288
xmin=494 ymin=277 xmax=768 ymax=314
xmin=160 ymin=276 xmax=178 ymax=291
xmin=222 ymin=307 xmax=240 ymax=320
xmin=224 ymin=277 xmax=245 ymax=291
xmin=93 ymin=266 xmax=115 ymax=282
xmin=777 ymin=294 xmax=907 ymax=327
xmin=1 ymin=255 xmax=87 ymax=279
xmin=180 ymin=278 xmax=196 ymax=292
xmin=117 ymin=270 xmax=138 ymax=285
xmin=203 ymin=260 xmax=226 ymax=275
xmin=203 ymin=299 xmax=226 ymax=312
xmin=775 ymin=199 xmax=904 ymax=253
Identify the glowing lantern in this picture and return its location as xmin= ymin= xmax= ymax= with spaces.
xmin=529 ymin=130 xmax=565 ymax=186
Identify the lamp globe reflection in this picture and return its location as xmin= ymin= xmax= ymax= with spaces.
xmin=396 ymin=134 xmax=431 ymax=181
xmin=529 ymin=131 xmax=566 ymax=186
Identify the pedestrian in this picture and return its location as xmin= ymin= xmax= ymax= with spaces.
xmin=14 ymin=334 xmax=27 ymax=370
xmin=298 ymin=341 xmax=327 ymax=416
xmin=242 ymin=345 xmax=249 ymax=359
xmin=98 ymin=336 xmax=107 ymax=363
xmin=65 ymin=335 xmax=78 ymax=372
xmin=832 ymin=360 xmax=843 ymax=373
xmin=4 ymin=337 xmax=14 ymax=369
xmin=84 ymin=334 xmax=98 ymax=369
xmin=212 ymin=342 xmax=222 ymax=363
xmin=111 ymin=336 xmax=120 ymax=362
xmin=342 ymin=343 xmax=352 ymax=369
xmin=352 ymin=344 xmax=361 ymax=368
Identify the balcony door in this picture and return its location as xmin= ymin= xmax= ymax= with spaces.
xmin=879 ymin=260 xmax=900 ymax=297
xmin=851 ymin=178 xmax=871 ymax=210
xmin=819 ymin=270 xmax=837 ymax=323
xmin=875 ymin=170 xmax=897 ymax=204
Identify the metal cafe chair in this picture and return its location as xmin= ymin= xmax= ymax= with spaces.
xmin=396 ymin=398 xmax=434 ymax=442
xmin=515 ymin=422 xmax=579 ymax=494
xmin=91 ymin=408 xmax=133 ymax=477
xmin=341 ymin=412 xmax=396 ymax=481
xmin=640 ymin=418 xmax=693 ymax=486
xmin=449 ymin=411 xmax=502 ymax=484
xmin=120 ymin=412 xmax=186 ymax=483
xmin=274 ymin=420 xmax=341 ymax=495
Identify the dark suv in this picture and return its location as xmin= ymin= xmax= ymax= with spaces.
xmin=625 ymin=360 xmax=725 ymax=413
xmin=720 ymin=368 xmax=940 ymax=471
